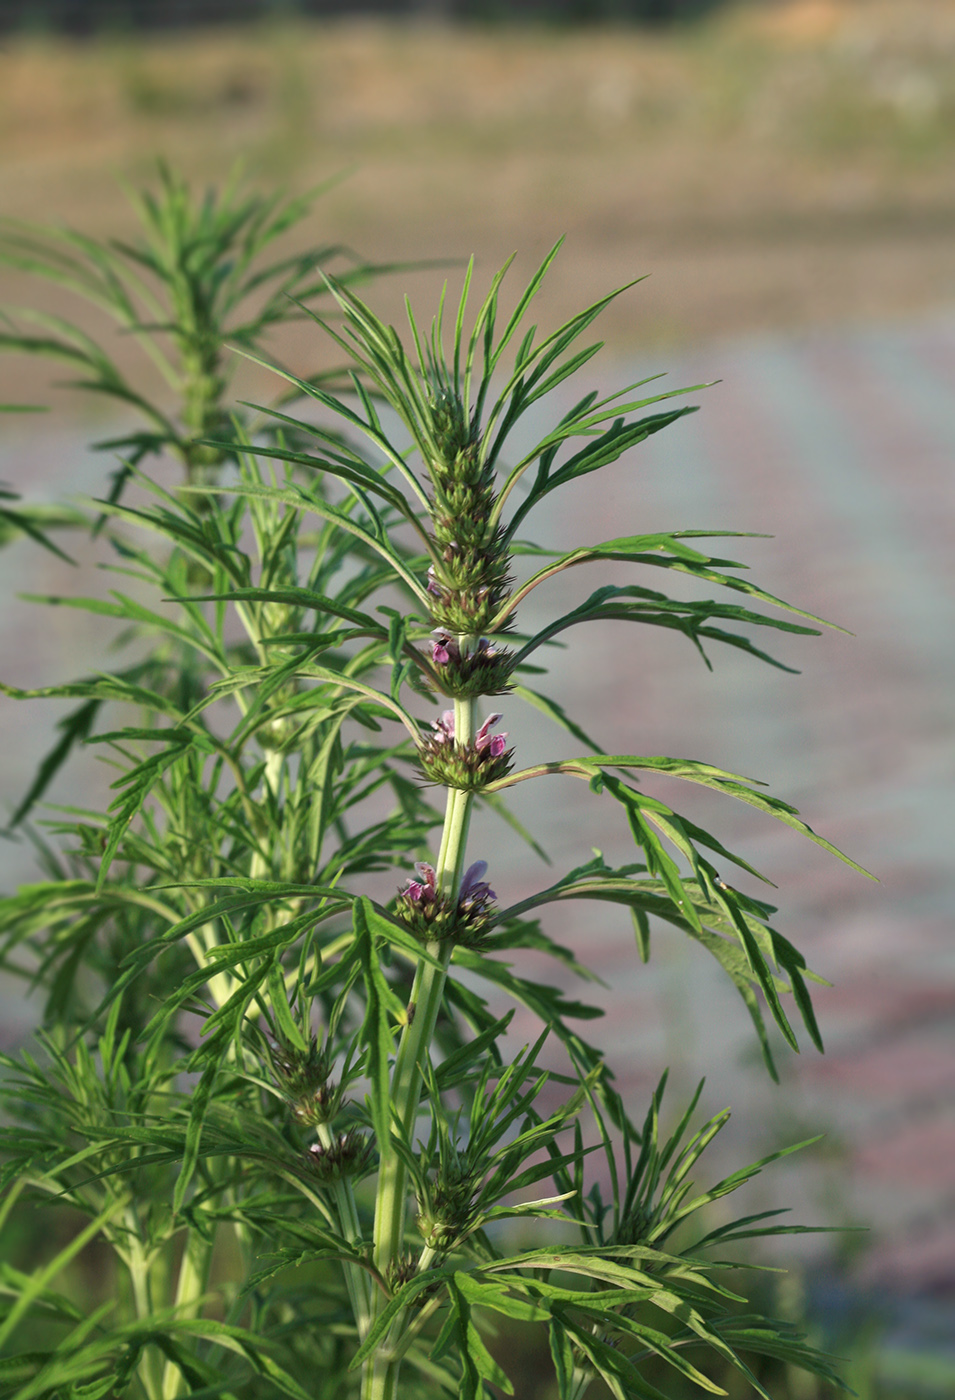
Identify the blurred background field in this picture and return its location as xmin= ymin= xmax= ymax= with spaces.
xmin=1 ymin=1 xmax=954 ymax=1396
xmin=2 ymin=0 xmax=955 ymax=386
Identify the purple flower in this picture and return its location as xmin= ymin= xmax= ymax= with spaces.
xmin=431 ymin=630 xmax=459 ymax=666
xmin=474 ymin=713 xmax=507 ymax=758
xmin=426 ymin=565 xmax=443 ymax=599
xmin=431 ymin=633 xmax=500 ymax=669
xmin=402 ymin=862 xmax=437 ymax=906
xmin=459 ymin=860 xmax=496 ymax=907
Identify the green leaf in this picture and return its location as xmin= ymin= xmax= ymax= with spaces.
xmin=502 ymin=407 xmax=697 ymax=538
xmin=267 ymin=964 xmax=308 ymax=1054
xmin=0 ymin=502 xmax=78 ymax=564
xmin=435 ymin=1278 xmax=513 ymax=1396
xmin=0 ymin=675 xmax=185 ymax=718
xmin=173 ymin=1051 xmax=226 ymax=1215
xmin=0 ymin=1199 xmax=123 ymax=1350
xmin=491 ymin=532 xmax=843 ymax=634
xmin=477 ymin=788 xmax=551 ymax=865
xmin=349 ymin=1266 xmax=458 ymax=1369
xmin=20 ymin=590 xmax=225 ymax=669
xmin=188 ymin=584 xmax=387 ymax=636
xmin=511 ymin=683 xmax=602 ymax=752
xmin=487 ymin=752 xmax=872 ymax=879
xmin=548 ymin=1315 xmax=577 ymax=1400
xmin=510 ymin=583 xmax=820 ymax=674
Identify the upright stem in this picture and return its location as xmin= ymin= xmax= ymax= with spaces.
xmin=165 ymin=743 xmax=284 ymax=1395
xmin=127 ymin=1228 xmax=163 ymax=1400
xmin=161 ymin=1226 xmax=214 ymax=1399
xmin=362 ymin=690 xmax=476 ymax=1400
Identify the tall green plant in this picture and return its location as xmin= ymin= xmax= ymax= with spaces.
xmin=0 ymin=211 xmax=868 ymax=1400
xmin=0 ymin=163 xmax=403 ymax=826
xmin=0 ymin=161 xmax=398 ymax=489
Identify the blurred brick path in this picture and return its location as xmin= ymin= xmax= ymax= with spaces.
xmin=481 ymin=315 xmax=955 ymax=1312
xmin=2 ymin=315 xmax=953 ymax=1320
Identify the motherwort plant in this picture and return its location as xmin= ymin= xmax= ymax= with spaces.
xmin=0 ymin=208 xmax=868 ymax=1400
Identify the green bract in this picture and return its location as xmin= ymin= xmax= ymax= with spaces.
xmin=0 ymin=177 xmax=867 ymax=1400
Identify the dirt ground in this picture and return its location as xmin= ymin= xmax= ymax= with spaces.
xmin=2 ymin=0 xmax=955 ymax=398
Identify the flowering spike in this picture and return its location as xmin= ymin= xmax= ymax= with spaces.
xmin=403 ymin=863 xmax=438 ymax=906
xmin=460 ymin=859 xmax=488 ymax=892
xmin=268 ymin=1036 xmax=344 ymax=1127
xmin=420 ymin=386 xmax=513 ymax=635
xmin=474 ymin=714 xmax=502 ymax=746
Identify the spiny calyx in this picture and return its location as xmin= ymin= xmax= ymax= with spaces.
xmin=268 ymin=1036 xmax=343 ymax=1127
xmin=305 ymin=1131 xmax=375 ymax=1184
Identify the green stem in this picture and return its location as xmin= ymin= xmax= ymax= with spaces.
xmin=167 ymin=739 xmax=282 ymax=1393
xmin=568 ymin=1371 xmax=595 ymax=1400
xmin=362 ymin=691 xmax=477 ymax=1400
xmin=161 ymin=1227 xmax=214 ymax=1399
xmin=128 ymin=1230 xmax=163 ymax=1400
xmin=317 ymin=1124 xmax=373 ymax=1338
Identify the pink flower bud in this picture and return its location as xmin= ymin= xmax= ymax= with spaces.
xmin=432 ymin=711 xmax=455 ymax=743
xmin=403 ymin=862 xmax=438 ymax=905
xmin=431 ymin=630 xmax=458 ymax=666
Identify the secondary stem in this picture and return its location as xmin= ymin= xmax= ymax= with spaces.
xmin=128 ymin=1229 xmax=163 ymax=1400
xmin=161 ymin=1227 xmax=214 ymax=1400
xmin=164 ymin=747 xmax=283 ymax=1394
xmin=318 ymin=1123 xmax=373 ymax=1338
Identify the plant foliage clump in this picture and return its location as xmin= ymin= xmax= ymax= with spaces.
xmin=0 ymin=169 xmax=868 ymax=1400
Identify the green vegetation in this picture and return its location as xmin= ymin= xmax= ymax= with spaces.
xmin=0 ymin=161 xmax=880 ymax=1400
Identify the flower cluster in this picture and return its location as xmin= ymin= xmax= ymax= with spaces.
xmin=428 ymin=629 xmax=513 ymax=698
xmin=417 ymin=709 xmax=513 ymax=790
xmin=305 ymin=1131 xmax=376 ymax=1184
xmin=395 ymin=859 xmax=497 ymax=947
xmin=386 ymin=1252 xmax=419 ymax=1293
xmin=415 ymin=1157 xmax=479 ymax=1252
xmin=268 ymin=1036 xmax=343 ymax=1128
xmin=423 ymin=390 xmax=513 ymax=635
